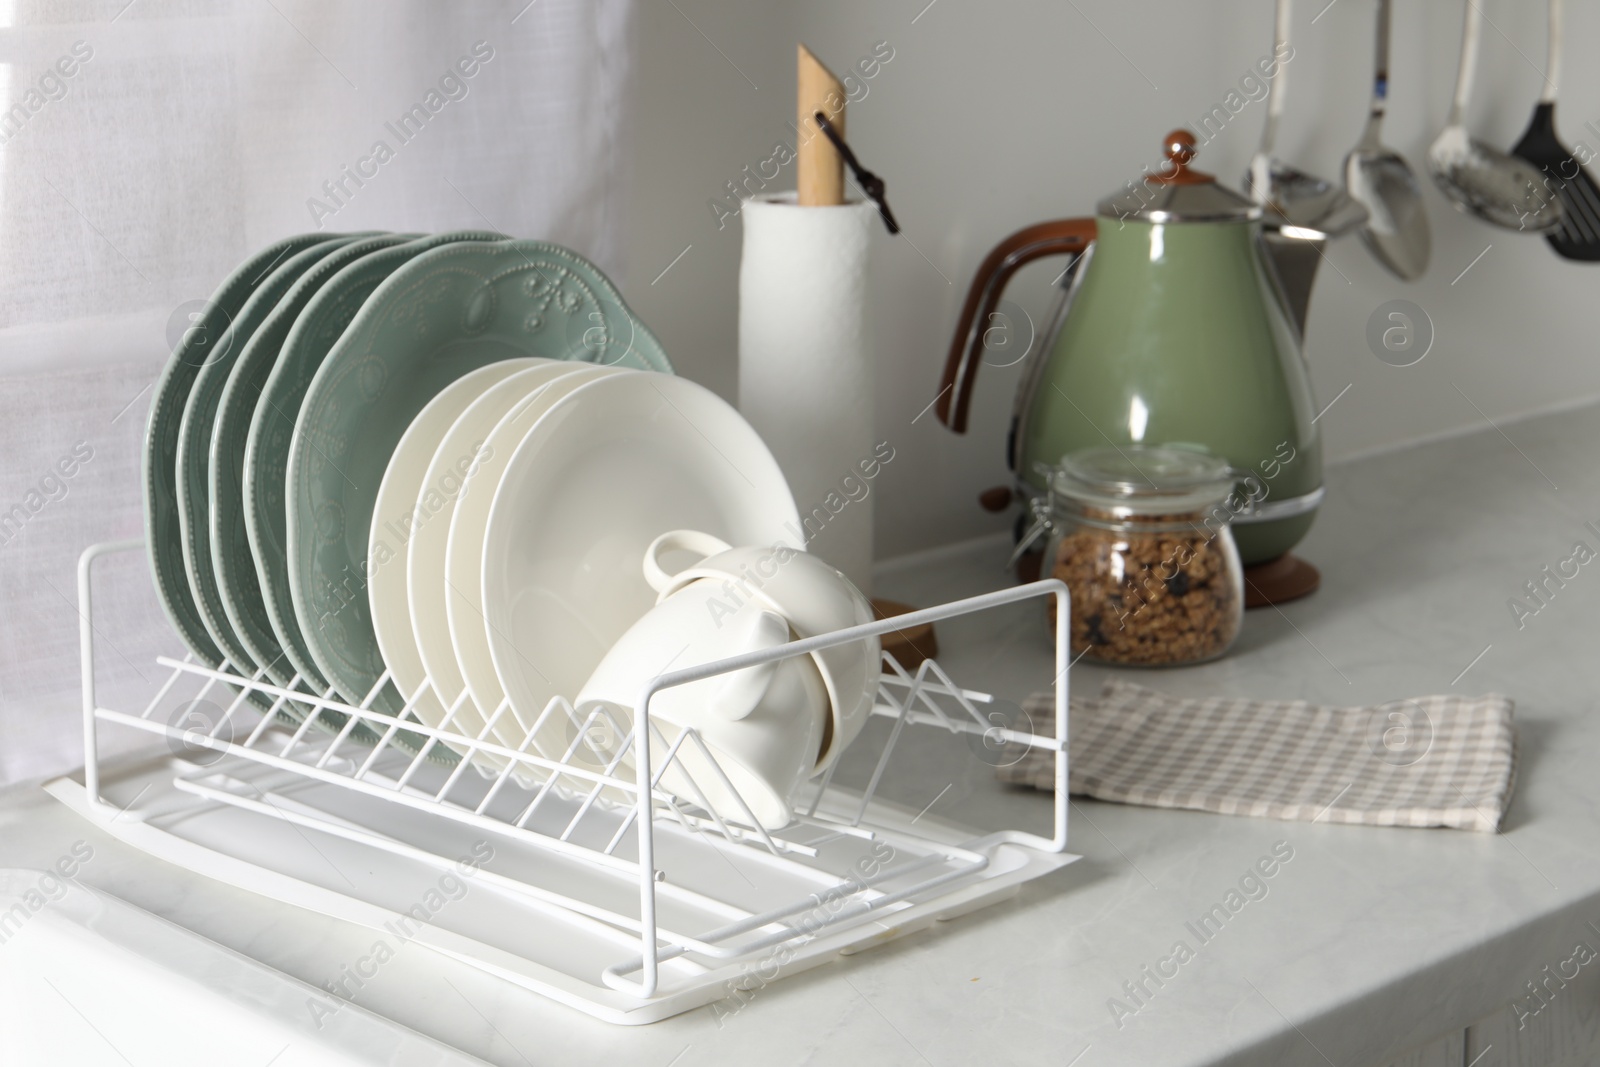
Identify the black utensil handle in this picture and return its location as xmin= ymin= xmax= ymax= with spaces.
xmin=813 ymin=112 xmax=900 ymax=234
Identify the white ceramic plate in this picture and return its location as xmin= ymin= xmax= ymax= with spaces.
xmin=413 ymin=362 xmax=624 ymax=767
xmin=475 ymin=372 xmax=801 ymax=759
xmin=368 ymin=358 xmax=549 ymax=742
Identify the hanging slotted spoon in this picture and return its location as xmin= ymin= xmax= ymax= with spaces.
xmin=1511 ymin=0 xmax=1600 ymax=260
xmin=1428 ymin=0 xmax=1563 ymax=233
xmin=1344 ymin=0 xmax=1430 ymax=279
xmin=1245 ymin=0 xmax=1368 ymax=237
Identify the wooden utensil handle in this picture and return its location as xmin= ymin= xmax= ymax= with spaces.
xmin=937 ymin=218 xmax=1098 ymax=432
xmin=798 ymin=44 xmax=846 ymax=206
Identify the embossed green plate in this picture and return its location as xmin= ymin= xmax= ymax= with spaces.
xmin=144 ymin=233 xmax=332 ymax=676
xmin=244 ymin=231 xmax=497 ymax=707
xmin=211 ymin=234 xmax=410 ymax=697
xmin=287 ymin=238 xmax=673 ymax=714
xmin=176 ymin=236 xmax=363 ymax=678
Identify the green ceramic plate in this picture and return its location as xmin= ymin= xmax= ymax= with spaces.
xmin=287 ymin=239 xmax=673 ymax=714
xmin=176 ymin=236 xmax=363 ymax=677
xmin=211 ymin=234 xmax=410 ymax=696
xmin=144 ymin=233 xmax=332 ymax=676
xmin=245 ymin=231 xmax=501 ymax=710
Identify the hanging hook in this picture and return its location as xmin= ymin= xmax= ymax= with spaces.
xmin=813 ymin=111 xmax=901 ymax=234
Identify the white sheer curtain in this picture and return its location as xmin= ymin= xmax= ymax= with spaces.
xmin=0 ymin=0 xmax=637 ymax=786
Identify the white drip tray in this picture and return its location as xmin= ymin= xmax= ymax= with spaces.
xmin=45 ymin=752 xmax=1077 ymax=1026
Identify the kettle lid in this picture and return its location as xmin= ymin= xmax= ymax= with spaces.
xmin=1097 ymin=129 xmax=1261 ymax=224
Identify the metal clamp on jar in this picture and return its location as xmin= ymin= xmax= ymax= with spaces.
xmin=1015 ymin=446 xmax=1246 ymax=667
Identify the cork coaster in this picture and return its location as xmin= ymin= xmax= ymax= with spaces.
xmin=1243 ymin=553 xmax=1320 ymax=608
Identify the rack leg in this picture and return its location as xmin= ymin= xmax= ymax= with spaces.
xmin=634 ymin=686 xmax=660 ymax=999
xmin=1054 ymin=585 xmax=1070 ymax=851
xmin=78 ymin=539 xmax=143 ymax=810
xmin=80 ymin=552 xmax=99 ymax=809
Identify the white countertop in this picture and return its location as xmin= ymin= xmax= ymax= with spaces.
xmin=5 ymin=401 xmax=1600 ymax=1067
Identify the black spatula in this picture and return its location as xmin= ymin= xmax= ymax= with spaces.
xmin=1512 ymin=0 xmax=1600 ymax=261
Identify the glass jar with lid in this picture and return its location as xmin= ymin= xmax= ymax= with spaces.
xmin=1019 ymin=445 xmax=1245 ymax=667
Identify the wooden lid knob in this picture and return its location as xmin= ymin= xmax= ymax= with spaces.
xmin=1152 ymin=128 xmax=1213 ymax=186
xmin=978 ymin=486 xmax=1014 ymax=512
xmin=1165 ymin=129 xmax=1196 ymax=166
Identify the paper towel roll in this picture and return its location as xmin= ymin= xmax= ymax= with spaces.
xmin=738 ymin=193 xmax=876 ymax=594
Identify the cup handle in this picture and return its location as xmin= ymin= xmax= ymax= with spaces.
xmin=643 ymin=529 xmax=734 ymax=593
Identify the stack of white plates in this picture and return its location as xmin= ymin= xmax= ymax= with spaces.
xmin=370 ymin=359 xmax=801 ymax=769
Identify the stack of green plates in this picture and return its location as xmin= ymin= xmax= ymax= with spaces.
xmin=142 ymin=231 xmax=673 ymax=747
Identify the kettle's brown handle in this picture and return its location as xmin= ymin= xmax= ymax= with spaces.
xmin=937 ymin=218 xmax=1098 ymax=432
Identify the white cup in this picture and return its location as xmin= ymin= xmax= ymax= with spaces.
xmin=643 ymin=530 xmax=881 ymax=774
xmin=575 ymin=579 xmax=828 ymax=831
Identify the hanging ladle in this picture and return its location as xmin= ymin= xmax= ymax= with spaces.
xmin=1510 ymin=0 xmax=1600 ymax=260
xmin=1344 ymin=0 xmax=1430 ymax=279
xmin=1428 ymin=0 xmax=1563 ymax=233
xmin=1245 ymin=0 xmax=1368 ymax=238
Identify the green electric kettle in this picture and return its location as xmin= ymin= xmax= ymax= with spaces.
xmin=938 ymin=129 xmax=1325 ymax=582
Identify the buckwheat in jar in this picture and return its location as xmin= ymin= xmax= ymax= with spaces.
xmin=1021 ymin=446 xmax=1245 ymax=666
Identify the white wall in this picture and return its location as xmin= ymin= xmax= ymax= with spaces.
xmin=625 ymin=0 xmax=1600 ymax=560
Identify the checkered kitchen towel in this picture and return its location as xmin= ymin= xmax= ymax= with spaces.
xmin=997 ymin=680 xmax=1518 ymax=832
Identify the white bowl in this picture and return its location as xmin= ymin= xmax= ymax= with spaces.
xmin=576 ymin=583 xmax=828 ymax=830
xmin=642 ymin=530 xmax=880 ymax=774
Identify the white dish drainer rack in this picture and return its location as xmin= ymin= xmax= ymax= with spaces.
xmin=53 ymin=539 xmax=1075 ymax=1024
